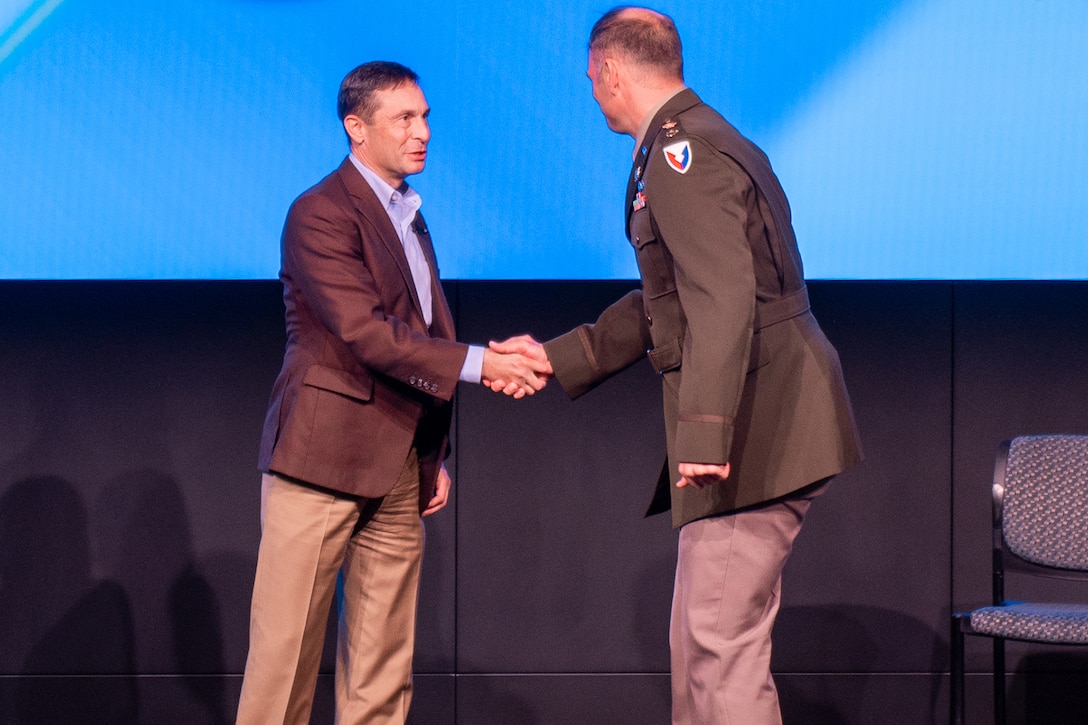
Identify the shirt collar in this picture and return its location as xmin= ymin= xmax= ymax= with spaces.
xmin=348 ymin=152 xmax=421 ymax=214
xmin=633 ymin=87 xmax=686 ymax=160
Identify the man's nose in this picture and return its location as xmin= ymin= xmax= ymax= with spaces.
xmin=412 ymin=118 xmax=430 ymax=142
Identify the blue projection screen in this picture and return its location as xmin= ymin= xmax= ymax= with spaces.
xmin=1 ymin=0 xmax=1086 ymax=280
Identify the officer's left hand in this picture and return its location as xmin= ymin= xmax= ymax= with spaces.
xmin=676 ymin=462 xmax=731 ymax=489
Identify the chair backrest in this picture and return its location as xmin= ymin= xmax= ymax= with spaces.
xmin=999 ymin=435 xmax=1088 ymax=571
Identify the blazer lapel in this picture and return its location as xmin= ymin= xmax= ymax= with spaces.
xmin=335 ymin=158 xmax=426 ymax=322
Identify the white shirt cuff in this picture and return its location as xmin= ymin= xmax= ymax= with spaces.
xmin=459 ymin=344 xmax=485 ymax=384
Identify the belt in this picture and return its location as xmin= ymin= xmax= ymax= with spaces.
xmin=645 ymin=286 xmax=810 ymax=375
xmin=754 ymin=286 xmax=810 ymax=330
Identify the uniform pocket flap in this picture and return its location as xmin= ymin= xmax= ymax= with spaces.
xmin=630 ymin=209 xmax=657 ymax=249
xmin=647 ymin=338 xmax=682 ymax=374
xmin=302 ymin=364 xmax=373 ymax=402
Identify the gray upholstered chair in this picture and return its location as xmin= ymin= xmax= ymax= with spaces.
xmin=951 ymin=435 xmax=1088 ymax=725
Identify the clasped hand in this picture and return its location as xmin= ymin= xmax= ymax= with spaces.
xmin=481 ymin=334 xmax=553 ymax=399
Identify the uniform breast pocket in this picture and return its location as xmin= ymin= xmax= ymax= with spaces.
xmin=630 ymin=209 xmax=677 ymax=300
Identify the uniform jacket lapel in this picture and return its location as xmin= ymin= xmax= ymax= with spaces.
xmin=625 ymin=89 xmax=702 ymax=233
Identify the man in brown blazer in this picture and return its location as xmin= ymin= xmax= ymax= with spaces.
xmin=491 ymin=8 xmax=862 ymax=724
xmin=236 ymin=62 xmax=548 ymax=725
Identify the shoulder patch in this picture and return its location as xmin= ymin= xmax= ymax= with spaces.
xmin=662 ymin=140 xmax=692 ymax=174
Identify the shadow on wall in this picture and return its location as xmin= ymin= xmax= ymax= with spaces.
xmin=0 ymin=476 xmax=137 ymax=723
xmin=0 ymin=470 xmax=242 ymax=725
xmin=628 ymin=544 xmax=676 ymax=668
xmin=91 ymin=469 xmax=229 ymax=724
xmin=775 ymin=604 xmax=945 ymax=725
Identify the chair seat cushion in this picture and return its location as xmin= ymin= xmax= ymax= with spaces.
xmin=969 ymin=602 xmax=1088 ymax=643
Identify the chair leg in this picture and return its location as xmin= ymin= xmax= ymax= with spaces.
xmin=951 ymin=615 xmax=966 ymax=725
xmin=993 ymin=637 xmax=1005 ymax=725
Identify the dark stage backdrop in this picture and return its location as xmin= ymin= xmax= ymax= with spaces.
xmin=2 ymin=280 xmax=1088 ymax=724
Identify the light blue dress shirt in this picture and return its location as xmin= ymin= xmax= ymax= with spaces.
xmin=348 ymin=154 xmax=484 ymax=383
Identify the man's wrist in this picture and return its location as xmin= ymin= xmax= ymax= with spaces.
xmin=459 ymin=345 xmax=485 ymax=383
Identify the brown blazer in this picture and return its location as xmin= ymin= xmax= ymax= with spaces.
xmin=544 ymin=90 xmax=862 ymax=528
xmin=258 ymin=157 xmax=468 ymax=509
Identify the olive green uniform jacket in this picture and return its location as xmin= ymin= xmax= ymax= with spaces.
xmin=544 ymin=89 xmax=863 ymax=528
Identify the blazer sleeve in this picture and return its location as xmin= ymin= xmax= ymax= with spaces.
xmin=284 ymin=190 xmax=468 ymax=401
xmin=647 ymin=135 xmax=756 ymax=465
xmin=543 ymin=289 xmax=652 ymax=400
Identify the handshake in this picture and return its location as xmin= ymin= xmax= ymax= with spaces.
xmin=480 ymin=334 xmax=553 ymax=399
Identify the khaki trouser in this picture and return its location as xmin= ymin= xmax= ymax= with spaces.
xmin=237 ymin=452 xmax=423 ymax=725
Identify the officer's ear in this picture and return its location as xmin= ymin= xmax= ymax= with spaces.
xmin=600 ymin=57 xmax=622 ymax=95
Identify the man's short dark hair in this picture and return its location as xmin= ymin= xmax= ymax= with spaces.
xmin=589 ymin=6 xmax=683 ymax=80
xmin=337 ymin=61 xmax=420 ymax=124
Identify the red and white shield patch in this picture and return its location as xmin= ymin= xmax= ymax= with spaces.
xmin=662 ymin=140 xmax=692 ymax=174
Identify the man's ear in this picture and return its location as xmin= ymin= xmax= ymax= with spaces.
xmin=600 ymin=57 xmax=617 ymax=93
xmin=601 ymin=57 xmax=621 ymax=95
xmin=343 ymin=114 xmax=366 ymax=147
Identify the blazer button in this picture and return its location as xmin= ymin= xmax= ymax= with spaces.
xmin=409 ymin=376 xmax=418 ymax=385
